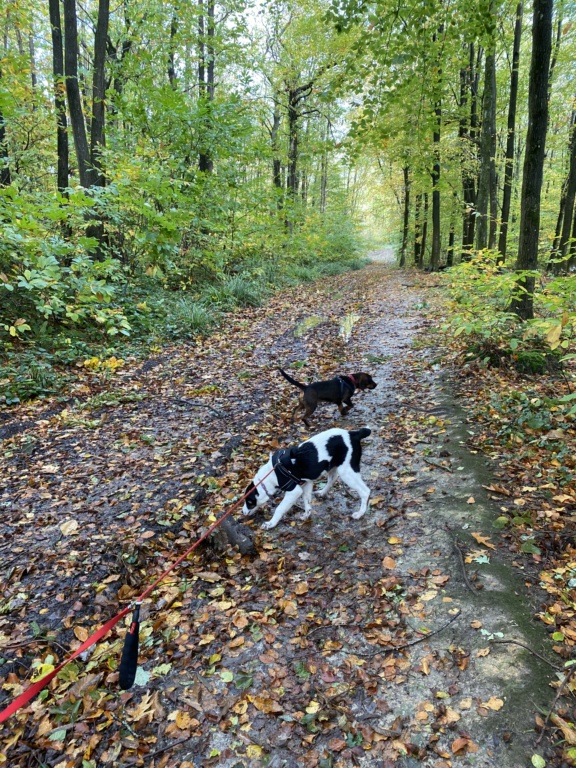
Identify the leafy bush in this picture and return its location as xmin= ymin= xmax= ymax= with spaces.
xmin=0 ymin=349 xmax=64 ymax=405
xmin=0 ymin=187 xmax=131 ymax=345
xmin=443 ymin=251 xmax=575 ymax=370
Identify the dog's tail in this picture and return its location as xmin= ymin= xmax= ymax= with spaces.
xmin=350 ymin=427 xmax=372 ymax=441
xmin=278 ymin=368 xmax=307 ymax=391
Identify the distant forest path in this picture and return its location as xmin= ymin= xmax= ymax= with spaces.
xmin=0 ymin=263 xmax=554 ymax=767
xmin=367 ymin=246 xmax=397 ymax=263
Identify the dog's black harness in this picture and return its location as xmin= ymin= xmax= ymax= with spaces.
xmin=337 ymin=375 xmax=356 ymax=399
xmin=271 ymin=448 xmax=305 ymax=493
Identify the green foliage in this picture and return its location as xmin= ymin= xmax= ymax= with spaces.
xmin=443 ymin=252 xmax=576 ymax=370
xmin=0 ymin=349 xmax=65 ymax=405
xmin=0 ymin=188 xmax=131 ymax=345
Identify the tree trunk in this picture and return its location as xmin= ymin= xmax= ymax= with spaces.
xmin=285 ymin=87 xmax=299 ymax=232
xmin=498 ymin=2 xmax=523 ymax=262
xmin=569 ymin=206 xmax=576 ymax=269
xmin=319 ymin=120 xmax=329 ymax=215
xmin=168 ymin=8 xmax=178 ymax=89
xmin=511 ymin=0 xmax=553 ymax=320
xmin=271 ymin=102 xmax=283 ymax=208
xmin=207 ymin=0 xmax=215 ymax=101
xmin=461 ymin=43 xmax=479 ymax=255
xmin=414 ymin=193 xmax=422 ymax=267
xmin=446 ymin=191 xmax=458 ymax=267
xmin=420 ymin=192 xmax=429 ymax=266
xmin=28 ymin=33 xmax=37 ymax=104
xmin=198 ymin=0 xmax=205 ymax=97
xmin=400 ymin=165 xmax=410 ymax=268
xmin=198 ymin=0 xmax=214 ymax=173
xmin=558 ymin=118 xmax=576 ymax=270
xmin=49 ymin=0 xmax=69 ymax=194
xmin=549 ymin=183 xmax=566 ymax=264
xmin=0 ymin=69 xmax=11 ymax=187
xmin=476 ymin=48 xmax=497 ymax=250
xmin=63 ymin=0 xmax=92 ymax=187
xmin=90 ymin=0 xmax=110 ymax=188
xmin=430 ymin=27 xmax=443 ymax=272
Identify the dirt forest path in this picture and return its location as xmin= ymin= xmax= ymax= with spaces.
xmin=0 ymin=263 xmax=555 ymax=768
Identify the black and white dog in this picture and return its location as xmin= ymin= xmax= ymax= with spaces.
xmin=242 ymin=427 xmax=372 ymax=529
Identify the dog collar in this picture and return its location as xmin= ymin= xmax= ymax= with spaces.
xmin=347 ymin=374 xmax=357 ymax=389
xmin=259 ymin=477 xmax=277 ymax=501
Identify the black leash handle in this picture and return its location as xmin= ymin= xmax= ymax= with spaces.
xmin=119 ymin=602 xmax=141 ymax=690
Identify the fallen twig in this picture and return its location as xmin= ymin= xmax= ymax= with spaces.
xmin=535 ymin=664 xmax=576 ymax=746
xmin=146 ymin=737 xmax=190 ymax=759
xmin=172 ymin=397 xmax=224 ymax=418
xmin=342 ymin=609 xmax=462 ymax=658
xmin=452 ymin=537 xmax=479 ymax=594
xmin=423 ymin=457 xmax=453 ymax=473
xmin=489 ymin=638 xmax=561 ymax=672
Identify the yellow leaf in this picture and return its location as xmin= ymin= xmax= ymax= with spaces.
xmin=546 ymin=323 xmax=562 ymax=346
xmin=31 ymin=661 xmax=55 ymax=682
xmin=306 ymin=700 xmax=321 ymax=714
xmin=471 ymin=532 xmax=495 ymax=550
xmin=477 ymin=647 xmax=491 ymax=657
xmin=246 ymin=745 xmax=264 ymax=758
xmin=382 ymin=556 xmax=396 ymax=569
xmin=176 ymin=711 xmax=193 ymax=729
xmin=247 ymin=695 xmax=283 ymax=714
xmin=74 ymin=626 xmax=89 ymax=642
xmin=60 ymin=519 xmax=79 ymax=536
xmin=483 ymin=696 xmax=504 ymax=711
xmin=280 ymin=599 xmax=298 ymax=617
xmin=294 ymin=582 xmax=309 ymax=595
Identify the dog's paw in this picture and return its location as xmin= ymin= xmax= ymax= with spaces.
xmin=299 ymin=511 xmax=311 ymax=521
xmin=261 ymin=520 xmax=276 ymax=530
xmin=352 ymin=510 xmax=366 ymax=520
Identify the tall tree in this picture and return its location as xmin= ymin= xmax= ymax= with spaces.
xmin=460 ymin=43 xmax=480 ymax=254
xmin=399 ymin=165 xmax=410 ymax=267
xmin=90 ymin=0 xmax=110 ymax=187
xmin=476 ymin=43 xmax=497 ymax=250
xmin=198 ymin=0 xmax=215 ymax=173
xmin=0 ymin=69 xmax=10 ymax=187
xmin=430 ymin=25 xmax=443 ymax=272
xmin=497 ymin=2 xmax=523 ymax=262
xmin=557 ymin=118 xmax=576 ymax=271
xmin=49 ymin=0 xmax=69 ymax=194
xmin=63 ymin=0 xmax=92 ymax=186
xmin=511 ymin=0 xmax=553 ymax=320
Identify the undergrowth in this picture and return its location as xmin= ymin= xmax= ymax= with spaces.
xmin=442 ymin=251 xmax=576 ymax=374
xmin=0 ymin=255 xmax=365 ymax=406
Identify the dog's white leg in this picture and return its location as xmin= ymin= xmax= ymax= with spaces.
xmin=337 ymin=466 xmax=370 ymax=519
xmin=262 ymin=487 xmax=303 ymax=529
xmin=299 ymin=482 xmax=314 ymax=520
xmin=316 ymin=469 xmax=337 ymax=498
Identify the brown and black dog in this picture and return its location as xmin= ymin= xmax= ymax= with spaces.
xmin=278 ymin=368 xmax=377 ymax=426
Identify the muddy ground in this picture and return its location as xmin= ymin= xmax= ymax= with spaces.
xmin=0 ymin=262 xmax=557 ymax=767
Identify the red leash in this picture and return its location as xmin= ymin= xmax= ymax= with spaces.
xmin=0 ymin=466 xmax=276 ymax=725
